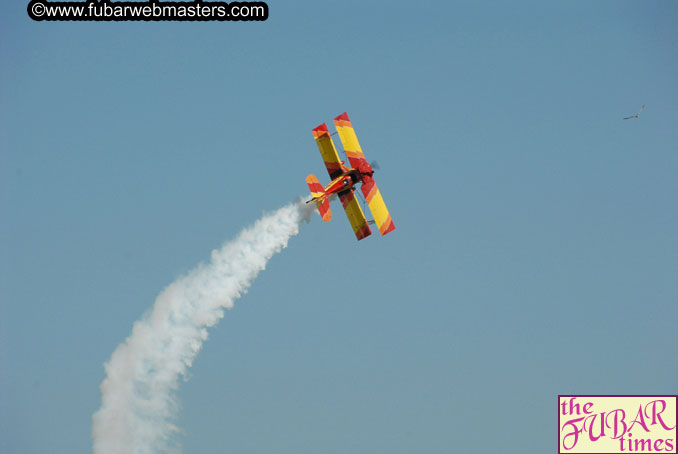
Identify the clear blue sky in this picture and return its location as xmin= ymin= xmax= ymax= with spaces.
xmin=1 ymin=1 xmax=677 ymax=453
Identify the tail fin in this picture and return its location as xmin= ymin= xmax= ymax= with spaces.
xmin=306 ymin=174 xmax=332 ymax=222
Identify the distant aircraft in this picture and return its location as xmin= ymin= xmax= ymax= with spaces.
xmin=623 ymin=105 xmax=645 ymax=120
xmin=306 ymin=112 xmax=395 ymax=241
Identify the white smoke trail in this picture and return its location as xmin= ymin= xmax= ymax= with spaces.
xmin=92 ymin=199 xmax=313 ymax=454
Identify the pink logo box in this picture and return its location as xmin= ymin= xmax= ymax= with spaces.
xmin=558 ymin=395 xmax=677 ymax=454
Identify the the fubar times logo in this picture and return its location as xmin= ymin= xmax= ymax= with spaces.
xmin=559 ymin=395 xmax=677 ymax=453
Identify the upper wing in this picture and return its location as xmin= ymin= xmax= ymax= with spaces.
xmin=338 ymin=190 xmax=372 ymax=240
xmin=312 ymin=123 xmax=343 ymax=179
xmin=361 ymin=177 xmax=395 ymax=236
xmin=334 ymin=112 xmax=368 ymax=169
xmin=334 ymin=113 xmax=395 ymax=236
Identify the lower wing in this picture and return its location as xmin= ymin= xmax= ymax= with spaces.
xmin=338 ymin=190 xmax=372 ymax=240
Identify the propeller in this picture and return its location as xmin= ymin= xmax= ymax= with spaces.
xmin=370 ymin=160 xmax=381 ymax=171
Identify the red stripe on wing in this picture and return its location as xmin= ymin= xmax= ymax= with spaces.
xmin=312 ymin=123 xmax=329 ymax=138
xmin=379 ymin=214 xmax=396 ymax=235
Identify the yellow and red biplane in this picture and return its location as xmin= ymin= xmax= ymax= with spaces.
xmin=306 ymin=112 xmax=395 ymax=241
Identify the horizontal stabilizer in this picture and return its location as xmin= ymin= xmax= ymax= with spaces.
xmin=306 ymin=174 xmax=331 ymax=221
xmin=316 ymin=199 xmax=332 ymax=222
xmin=306 ymin=174 xmax=325 ymax=199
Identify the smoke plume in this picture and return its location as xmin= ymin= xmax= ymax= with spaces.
xmin=92 ymin=199 xmax=312 ymax=454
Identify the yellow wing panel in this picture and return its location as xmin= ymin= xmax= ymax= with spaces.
xmin=338 ymin=191 xmax=372 ymax=241
xmin=333 ymin=112 xmax=366 ymax=168
xmin=312 ymin=123 xmax=343 ymax=179
xmin=362 ymin=180 xmax=395 ymax=236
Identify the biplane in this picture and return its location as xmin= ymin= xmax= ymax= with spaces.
xmin=306 ymin=112 xmax=395 ymax=241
